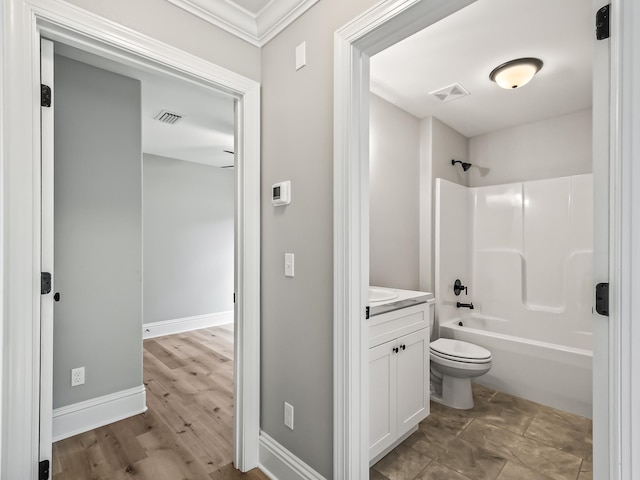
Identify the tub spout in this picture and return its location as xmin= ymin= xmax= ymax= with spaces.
xmin=456 ymin=302 xmax=474 ymax=309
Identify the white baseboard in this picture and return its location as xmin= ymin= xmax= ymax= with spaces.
xmin=143 ymin=311 xmax=234 ymax=339
xmin=258 ymin=431 xmax=326 ymax=480
xmin=52 ymin=385 xmax=147 ymax=442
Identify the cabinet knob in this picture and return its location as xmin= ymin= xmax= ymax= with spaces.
xmin=392 ymin=347 xmax=399 ymax=354
xmin=401 ymin=344 xmax=406 ymax=351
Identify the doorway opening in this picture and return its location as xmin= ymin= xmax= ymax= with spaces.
xmin=367 ymin=0 xmax=594 ymax=476
xmin=333 ymin=0 xmax=614 ymax=478
xmin=0 ymin=3 xmax=262 ymax=476
xmin=43 ymin=41 xmax=247 ymax=477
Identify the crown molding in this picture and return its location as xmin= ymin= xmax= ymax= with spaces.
xmin=165 ymin=0 xmax=319 ymax=46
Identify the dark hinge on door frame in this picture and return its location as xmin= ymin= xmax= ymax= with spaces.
xmin=596 ymin=283 xmax=609 ymax=316
xmin=39 ymin=459 xmax=50 ymax=480
xmin=41 ymin=272 xmax=51 ymax=295
xmin=365 ymin=306 xmax=370 ymax=320
xmin=596 ymin=4 xmax=610 ymax=40
xmin=41 ymin=84 xmax=51 ymax=107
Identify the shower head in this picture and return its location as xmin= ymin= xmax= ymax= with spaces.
xmin=452 ymin=159 xmax=472 ymax=172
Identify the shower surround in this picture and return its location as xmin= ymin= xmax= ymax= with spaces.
xmin=435 ymin=175 xmax=593 ymax=417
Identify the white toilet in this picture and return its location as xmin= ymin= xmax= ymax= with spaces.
xmin=430 ymin=338 xmax=492 ymax=410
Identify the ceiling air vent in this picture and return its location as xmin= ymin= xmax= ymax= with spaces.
xmin=154 ymin=110 xmax=184 ymax=125
xmin=429 ymin=83 xmax=470 ymax=103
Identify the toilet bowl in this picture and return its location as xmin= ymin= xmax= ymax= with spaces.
xmin=430 ymin=338 xmax=492 ymax=410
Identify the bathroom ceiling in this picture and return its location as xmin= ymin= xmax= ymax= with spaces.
xmin=55 ymin=44 xmax=235 ymax=168
xmin=370 ymin=0 xmax=593 ymax=138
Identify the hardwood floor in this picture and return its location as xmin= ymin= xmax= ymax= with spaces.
xmin=52 ymin=325 xmax=268 ymax=480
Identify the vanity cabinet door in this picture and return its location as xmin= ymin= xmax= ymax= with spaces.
xmin=396 ymin=328 xmax=430 ymax=437
xmin=369 ymin=339 xmax=397 ymax=460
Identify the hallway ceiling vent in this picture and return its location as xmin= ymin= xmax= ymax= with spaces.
xmin=429 ymin=83 xmax=470 ymax=103
xmin=154 ymin=110 xmax=184 ymax=125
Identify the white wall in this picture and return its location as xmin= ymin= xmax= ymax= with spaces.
xmin=143 ymin=154 xmax=234 ymax=324
xmin=436 ymin=175 xmax=593 ymax=345
xmin=421 ymin=109 xmax=592 ymax=294
xmin=369 ymin=93 xmax=420 ymax=290
xmin=419 ymin=116 xmax=469 ymax=292
xmin=468 ymin=108 xmax=592 ymax=186
xmin=434 ymin=179 xmax=473 ymax=335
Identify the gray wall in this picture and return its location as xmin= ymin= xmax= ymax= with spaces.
xmin=143 ymin=154 xmax=234 ymax=323
xmin=468 ymin=108 xmax=593 ymax=186
xmin=53 ymin=55 xmax=142 ymax=408
xmin=260 ymin=0 xmax=380 ymax=476
xmin=419 ymin=117 xmax=469 ymax=292
xmin=65 ymin=0 xmax=260 ymax=82
xmin=369 ymin=93 xmax=420 ymax=290
xmin=430 ymin=117 xmax=471 ymax=188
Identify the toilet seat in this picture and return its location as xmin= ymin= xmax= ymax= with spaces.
xmin=430 ymin=338 xmax=492 ymax=364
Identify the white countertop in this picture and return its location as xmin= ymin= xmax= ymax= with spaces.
xmin=369 ymin=287 xmax=434 ymax=317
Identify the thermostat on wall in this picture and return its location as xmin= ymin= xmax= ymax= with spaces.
xmin=272 ymin=181 xmax=291 ymax=206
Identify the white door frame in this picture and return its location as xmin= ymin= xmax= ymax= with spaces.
xmin=610 ymin=1 xmax=640 ymax=477
xmin=334 ymin=0 xmax=639 ymax=478
xmin=333 ymin=1 xmax=475 ymax=477
xmin=1 ymin=1 xmax=261 ymax=478
xmin=38 ymin=36 xmax=55 ymax=469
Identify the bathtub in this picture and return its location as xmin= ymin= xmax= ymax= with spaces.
xmin=439 ymin=314 xmax=592 ymax=418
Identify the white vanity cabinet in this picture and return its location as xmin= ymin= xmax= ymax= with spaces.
xmin=369 ymin=300 xmax=432 ymax=464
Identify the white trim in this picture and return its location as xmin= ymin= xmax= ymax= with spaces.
xmin=614 ymin=1 xmax=640 ymax=478
xmin=256 ymin=0 xmax=319 ymax=45
xmin=52 ymin=386 xmax=146 ymax=442
xmin=165 ymin=0 xmax=319 ymax=46
xmin=143 ymin=311 xmax=234 ymax=339
xmin=234 ymin=52 xmax=262 ymax=473
xmin=39 ymin=37 xmax=55 ymax=468
xmin=258 ymin=432 xmax=326 ymax=480
xmin=1 ymin=0 xmax=261 ymax=477
xmin=164 ymin=0 xmax=257 ymax=45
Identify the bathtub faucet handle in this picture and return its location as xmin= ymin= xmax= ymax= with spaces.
xmin=454 ymin=279 xmax=468 ymax=296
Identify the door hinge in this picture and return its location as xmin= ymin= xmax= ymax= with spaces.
xmin=41 ymin=84 xmax=51 ymax=107
xmin=595 ymin=282 xmax=609 ymax=316
xmin=365 ymin=306 xmax=370 ymax=320
xmin=596 ymin=4 xmax=610 ymax=40
xmin=39 ymin=460 xmax=50 ymax=480
xmin=41 ymin=272 xmax=52 ymax=295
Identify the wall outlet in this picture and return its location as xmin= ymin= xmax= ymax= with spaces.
xmin=284 ymin=402 xmax=294 ymax=430
xmin=71 ymin=367 xmax=85 ymax=387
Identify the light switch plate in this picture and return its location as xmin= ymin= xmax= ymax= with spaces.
xmin=295 ymin=42 xmax=306 ymax=70
xmin=285 ymin=253 xmax=295 ymax=277
xmin=284 ymin=402 xmax=294 ymax=430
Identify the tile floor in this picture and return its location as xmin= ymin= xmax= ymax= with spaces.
xmin=371 ymin=384 xmax=592 ymax=480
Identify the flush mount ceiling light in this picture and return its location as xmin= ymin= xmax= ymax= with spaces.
xmin=489 ymin=57 xmax=543 ymax=89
